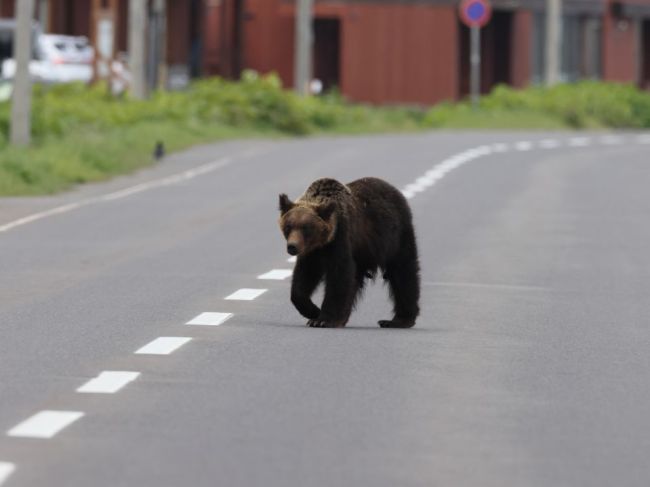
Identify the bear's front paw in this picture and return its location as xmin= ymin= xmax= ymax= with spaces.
xmin=378 ymin=318 xmax=415 ymax=328
xmin=306 ymin=318 xmax=346 ymax=328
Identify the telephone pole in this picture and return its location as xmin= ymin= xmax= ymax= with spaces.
xmin=128 ymin=0 xmax=148 ymax=99
xmin=294 ymin=0 xmax=313 ymax=95
xmin=152 ymin=0 xmax=167 ymax=90
xmin=10 ymin=0 xmax=36 ymax=146
xmin=545 ymin=0 xmax=561 ymax=85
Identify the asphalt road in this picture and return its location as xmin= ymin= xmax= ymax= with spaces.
xmin=1 ymin=131 xmax=649 ymax=487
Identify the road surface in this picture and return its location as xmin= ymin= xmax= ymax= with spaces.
xmin=1 ymin=131 xmax=649 ymax=486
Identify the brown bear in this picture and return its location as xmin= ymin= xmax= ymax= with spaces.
xmin=278 ymin=177 xmax=420 ymax=328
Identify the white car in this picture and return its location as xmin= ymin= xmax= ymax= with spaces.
xmin=2 ymin=34 xmax=94 ymax=84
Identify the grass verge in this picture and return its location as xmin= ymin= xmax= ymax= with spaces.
xmin=1 ymin=76 xmax=649 ymax=196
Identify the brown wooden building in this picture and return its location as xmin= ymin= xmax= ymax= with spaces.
xmin=1 ymin=0 xmax=649 ymax=104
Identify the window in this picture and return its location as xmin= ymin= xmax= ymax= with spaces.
xmin=531 ymin=13 xmax=602 ymax=84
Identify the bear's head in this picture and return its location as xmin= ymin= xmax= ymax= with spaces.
xmin=278 ymin=194 xmax=337 ymax=257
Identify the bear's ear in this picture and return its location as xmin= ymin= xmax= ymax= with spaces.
xmin=316 ymin=201 xmax=337 ymax=222
xmin=279 ymin=194 xmax=294 ymax=215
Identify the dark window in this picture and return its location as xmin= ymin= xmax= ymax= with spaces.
xmin=531 ymin=14 xmax=602 ymax=84
xmin=313 ymin=18 xmax=341 ymax=92
xmin=459 ymin=11 xmax=513 ymax=97
xmin=642 ymin=20 xmax=650 ymax=89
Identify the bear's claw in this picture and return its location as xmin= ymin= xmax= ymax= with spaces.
xmin=306 ymin=319 xmax=346 ymax=328
xmin=378 ymin=319 xmax=415 ymax=328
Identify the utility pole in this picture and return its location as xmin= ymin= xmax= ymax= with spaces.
xmin=10 ymin=0 xmax=36 ymax=146
xmin=152 ymin=0 xmax=167 ymax=90
xmin=38 ymin=0 xmax=49 ymax=32
xmin=470 ymin=26 xmax=481 ymax=110
xmin=128 ymin=0 xmax=148 ymax=99
xmin=294 ymin=0 xmax=313 ymax=95
xmin=545 ymin=0 xmax=561 ymax=85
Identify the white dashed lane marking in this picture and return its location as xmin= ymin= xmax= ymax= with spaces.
xmin=135 ymin=337 xmax=192 ymax=355
xmin=569 ymin=136 xmax=591 ymax=147
xmin=76 ymin=371 xmax=140 ymax=394
xmin=186 ymin=312 xmax=233 ymax=326
xmin=258 ymin=269 xmax=293 ymax=280
xmin=7 ymin=411 xmax=84 ymax=439
xmin=225 ymin=288 xmax=267 ymax=301
xmin=600 ymin=135 xmax=623 ymax=145
xmin=401 ymin=134 xmax=650 ymax=200
xmin=637 ymin=134 xmax=650 ymax=143
xmin=0 ymin=463 xmax=15 ymax=486
xmin=538 ymin=139 xmax=561 ymax=149
xmin=514 ymin=141 xmax=533 ymax=151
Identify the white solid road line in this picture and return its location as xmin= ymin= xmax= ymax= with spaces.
xmin=0 ymin=156 xmax=233 ymax=234
xmin=76 ymin=371 xmax=140 ymax=394
xmin=135 ymin=337 xmax=192 ymax=355
xmin=0 ymin=202 xmax=83 ymax=234
xmin=225 ymin=289 xmax=267 ymax=301
xmin=7 ymin=410 xmax=84 ymax=439
xmin=258 ymin=269 xmax=293 ymax=280
xmin=0 ymin=463 xmax=15 ymax=486
xmin=186 ymin=312 xmax=233 ymax=326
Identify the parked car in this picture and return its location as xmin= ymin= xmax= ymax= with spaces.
xmin=2 ymin=33 xmax=94 ymax=84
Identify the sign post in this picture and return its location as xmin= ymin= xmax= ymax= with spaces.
xmin=459 ymin=0 xmax=492 ymax=110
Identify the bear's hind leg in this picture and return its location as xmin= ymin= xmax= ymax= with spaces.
xmin=379 ymin=231 xmax=420 ymax=328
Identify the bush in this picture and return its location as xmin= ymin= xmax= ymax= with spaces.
xmin=0 ymin=72 xmax=423 ymax=195
xmin=424 ymin=81 xmax=650 ymax=129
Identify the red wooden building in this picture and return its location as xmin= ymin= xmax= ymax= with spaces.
xmin=1 ymin=0 xmax=649 ymax=104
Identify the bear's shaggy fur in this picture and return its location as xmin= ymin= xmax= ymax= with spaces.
xmin=278 ymin=177 xmax=420 ymax=328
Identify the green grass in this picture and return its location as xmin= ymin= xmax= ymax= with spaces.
xmin=424 ymin=106 xmax=570 ymax=130
xmin=1 ymin=75 xmax=649 ymax=196
xmin=0 ymin=122 xmax=274 ymax=195
xmin=424 ymin=81 xmax=650 ymax=130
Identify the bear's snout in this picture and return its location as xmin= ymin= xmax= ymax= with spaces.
xmin=287 ymin=244 xmax=298 ymax=256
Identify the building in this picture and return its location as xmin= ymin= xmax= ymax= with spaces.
xmin=1 ymin=0 xmax=649 ymax=104
xmin=243 ymin=0 xmax=650 ymax=104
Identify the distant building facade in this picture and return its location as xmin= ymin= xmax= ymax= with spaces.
xmin=1 ymin=0 xmax=649 ymax=104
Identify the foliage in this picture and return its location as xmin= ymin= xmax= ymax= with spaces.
xmin=424 ymin=81 xmax=650 ymax=129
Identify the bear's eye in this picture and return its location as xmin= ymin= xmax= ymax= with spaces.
xmin=284 ymin=225 xmax=291 ymax=235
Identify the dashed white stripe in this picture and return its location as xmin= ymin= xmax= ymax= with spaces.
xmin=0 ymin=463 xmax=15 ymax=485
xmin=491 ymin=142 xmax=509 ymax=152
xmin=569 ymin=136 xmax=591 ymax=147
xmin=0 ymin=157 xmax=233 ymax=234
xmin=258 ymin=269 xmax=293 ymax=280
xmin=538 ymin=139 xmax=561 ymax=149
xmin=287 ymin=256 xmax=297 ymax=263
xmin=636 ymin=134 xmax=650 ymax=144
xmin=186 ymin=312 xmax=233 ymax=326
xmin=599 ymin=135 xmax=623 ymax=145
xmin=7 ymin=410 xmax=84 ymax=439
xmin=76 ymin=371 xmax=140 ymax=394
xmin=135 ymin=337 xmax=191 ymax=355
xmin=514 ymin=141 xmax=533 ymax=151
xmin=225 ymin=288 xmax=267 ymax=301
